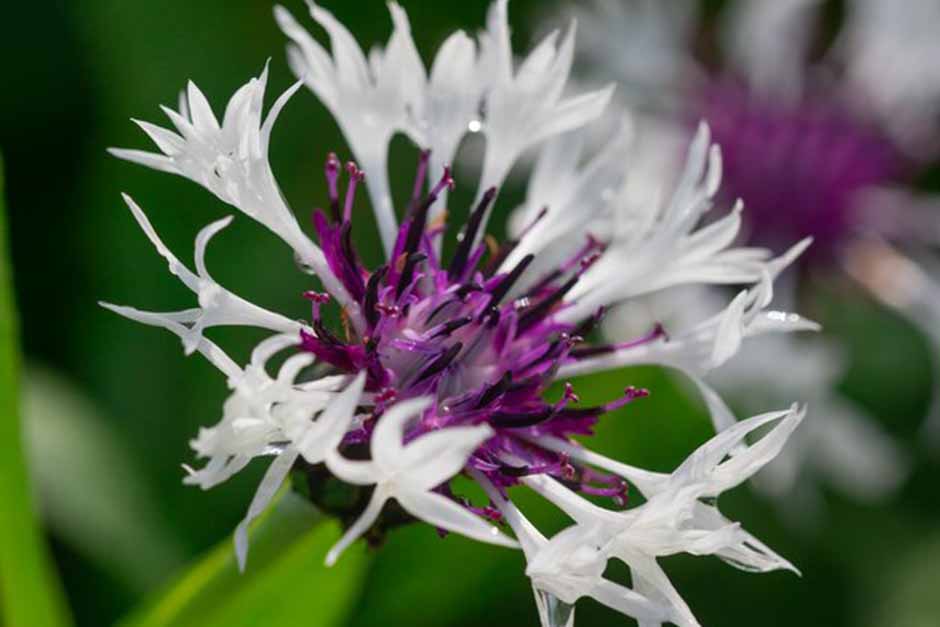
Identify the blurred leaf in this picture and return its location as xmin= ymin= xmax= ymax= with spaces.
xmin=119 ymin=489 xmax=368 ymax=627
xmin=870 ymin=532 xmax=940 ymax=627
xmin=0 ymin=156 xmax=72 ymax=626
xmin=22 ymin=365 xmax=187 ymax=592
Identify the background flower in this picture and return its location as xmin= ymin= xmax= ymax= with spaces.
xmin=559 ymin=0 xmax=939 ymax=515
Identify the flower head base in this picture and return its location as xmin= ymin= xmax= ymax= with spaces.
xmin=104 ymin=2 xmax=815 ymax=625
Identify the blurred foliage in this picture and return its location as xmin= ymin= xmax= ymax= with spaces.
xmin=0 ymin=158 xmax=71 ymax=626
xmin=0 ymin=1 xmax=937 ymax=627
xmin=120 ymin=490 xmax=368 ymax=627
xmin=23 ymin=366 xmax=186 ymax=592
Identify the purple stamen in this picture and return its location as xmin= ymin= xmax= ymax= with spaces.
xmin=570 ymin=323 xmax=666 ymax=359
xmin=325 ymin=152 xmax=341 ymax=221
xmin=415 ymin=342 xmax=463 ymax=383
xmin=516 ymin=275 xmax=579 ymax=332
xmin=343 ymin=162 xmax=364 ymax=223
xmin=363 ymin=266 xmax=388 ymax=328
xmin=409 ymin=149 xmax=431 ymax=214
xmin=488 ymin=254 xmax=534 ymax=308
xmin=395 ymin=252 xmax=427 ymax=299
xmin=448 ymin=187 xmax=497 ymax=280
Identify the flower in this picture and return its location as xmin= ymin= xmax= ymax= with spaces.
xmin=566 ymin=0 xmax=939 ymax=500
xmin=105 ymin=1 xmax=812 ymax=624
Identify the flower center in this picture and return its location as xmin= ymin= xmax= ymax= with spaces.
xmin=297 ymin=151 xmax=663 ymax=514
xmin=701 ymin=81 xmax=901 ymax=259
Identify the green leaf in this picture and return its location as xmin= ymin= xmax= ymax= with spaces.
xmin=0 ymin=156 xmax=72 ymax=626
xmin=119 ymin=488 xmax=369 ymax=627
xmin=22 ymin=365 xmax=187 ymax=592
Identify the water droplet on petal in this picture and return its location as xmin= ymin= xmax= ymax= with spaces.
xmin=294 ymin=251 xmax=316 ymax=275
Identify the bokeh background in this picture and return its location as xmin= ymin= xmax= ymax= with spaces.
xmin=1 ymin=1 xmax=938 ymax=626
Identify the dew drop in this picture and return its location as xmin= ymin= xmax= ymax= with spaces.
xmin=294 ymin=251 xmax=317 ymax=275
xmin=468 ymin=119 xmax=483 ymax=133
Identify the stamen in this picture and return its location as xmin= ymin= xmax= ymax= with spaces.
xmin=409 ymin=149 xmax=431 ymax=214
xmin=476 ymin=372 xmax=513 ymax=408
xmin=516 ymin=275 xmax=579 ymax=333
xmin=557 ymin=386 xmax=649 ymax=418
xmin=363 ymin=266 xmax=388 ymax=327
xmin=343 ymin=162 xmax=364 ymax=223
xmin=484 ymin=206 xmax=549 ymax=275
xmin=415 ymin=342 xmax=463 ymax=383
xmin=490 ymin=407 xmax=554 ymax=428
xmin=403 ymin=167 xmax=453 ymax=256
xmin=570 ymin=323 xmax=666 ymax=359
xmin=325 ymin=153 xmax=341 ymax=221
xmin=449 ymin=187 xmax=497 ymax=280
xmin=429 ymin=316 xmax=473 ymax=339
xmin=302 ymin=290 xmax=331 ymax=320
xmin=488 ymin=254 xmax=534 ymax=307
xmin=571 ymin=306 xmax=606 ymax=339
xmin=425 ymin=298 xmax=461 ymax=326
xmin=395 ymin=252 xmax=428 ymax=299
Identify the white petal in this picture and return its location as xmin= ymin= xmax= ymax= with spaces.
xmin=370 ymin=397 xmax=433 ymax=469
xmin=234 ymin=446 xmax=299 ymax=571
xmin=325 ymin=487 xmax=388 ymax=566
xmin=394 ymin=487 xmax=518 ymax=549
xmin=324 ymin=448 xmax=377 ymax=486
xmin=399 ymin=424 xmax=493 ymax=491
xmin=297 ymin=372 xmax=365 ymax=463
xmin=99 ymin=302 xmax=241 ymax=378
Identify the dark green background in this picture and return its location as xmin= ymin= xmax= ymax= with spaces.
xmin=2 ymin=1 xmax=937 ymax=625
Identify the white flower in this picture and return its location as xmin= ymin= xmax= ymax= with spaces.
xmin=502 ymin=117 xmax=634 ymax=282
xmin=474 ymin=0 xmax=614 ymax=237
xmin=555 ymin=193 xmax=814 ymax=433
xmin=100 ymin=195 xmax=300 ymax=355
xmin=105 ymin=2 xmax=815 ymax=624
xmin=323 ymin=397 xmax=518 ymax=566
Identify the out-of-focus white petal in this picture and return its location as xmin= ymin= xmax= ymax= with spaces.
xmin=838 ymin=0 xmax=940 ymax=157
xmin=720 ymin=0 xmax=822 ymax=100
